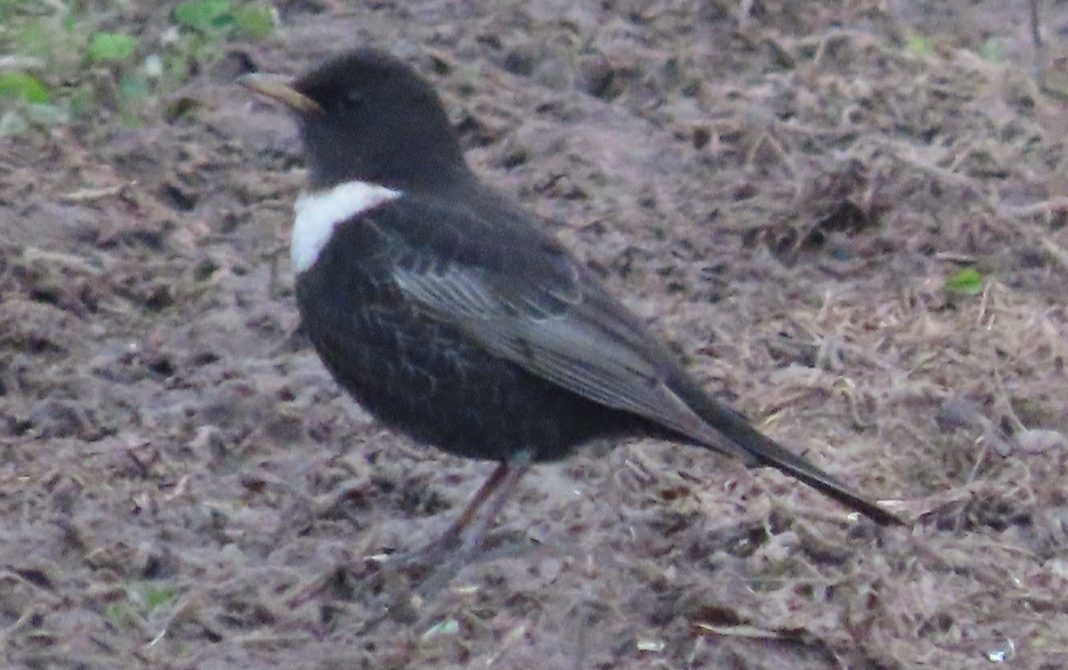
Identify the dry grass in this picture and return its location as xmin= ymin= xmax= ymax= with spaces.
xmin=1 ymin=0 xmax=1067 ymax=668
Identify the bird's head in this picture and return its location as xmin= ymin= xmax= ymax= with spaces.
xmin=239 ymin=49 xmax=468 ymax=191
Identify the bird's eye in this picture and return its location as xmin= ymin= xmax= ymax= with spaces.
xmin=342 ymin=90 xmax=363 ymax=109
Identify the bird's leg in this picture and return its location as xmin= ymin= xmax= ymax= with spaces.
xmin=456 ymin=459 xmax=530 ymax=555
xmin=288 ymin=463 xmax=525 ymax=608
xmin=435 ymin=461 xmax=512 ymax=550
xmin=386 ymin=456 xmax=527 ymax=569
xmin=388 ymin=453 xmax=533 ymax=573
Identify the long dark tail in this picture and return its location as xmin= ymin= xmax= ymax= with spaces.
xmin=682 ymin=384 xmax=904 ymax=526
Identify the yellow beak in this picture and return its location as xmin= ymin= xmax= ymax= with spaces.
xmin=237 ymin=73 xmax=324 ymax=116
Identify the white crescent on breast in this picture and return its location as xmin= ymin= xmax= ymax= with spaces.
xmin=291 ymin=180 xmax=403 ymax=273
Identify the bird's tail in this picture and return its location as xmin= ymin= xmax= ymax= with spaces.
xmin=681 ymin=382 xmax=904 ymax=526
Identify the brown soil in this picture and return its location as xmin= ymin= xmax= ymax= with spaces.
xmin=3 ymin=1 xmax=1068 ymax=668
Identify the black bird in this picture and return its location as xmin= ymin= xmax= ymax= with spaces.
xmin=238 ymin=50 xmax=903 ymax=554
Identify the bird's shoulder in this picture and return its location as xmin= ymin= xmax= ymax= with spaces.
xmin=363 ymin=185 xmax=583 ymax=302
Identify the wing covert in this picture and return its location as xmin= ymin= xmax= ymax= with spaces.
xmin=378 ymin=199 xmax=725 ymax=448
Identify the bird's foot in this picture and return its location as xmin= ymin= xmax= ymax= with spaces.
xmin=368 ymin=526 xmax=488 ymax=595
xmin=371 ymin=526 xmax=535 ymax=596
xmin=381 ymin=527 xmax=464 ymax=572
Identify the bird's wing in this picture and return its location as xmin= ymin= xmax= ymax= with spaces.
xmin=375 ymin=195 xmax=731 ymax=452
xmin=369 ymin=194 xmax=903 ymax=526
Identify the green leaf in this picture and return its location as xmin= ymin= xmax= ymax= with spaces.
xmin=90 ymin=32 xmax=139 ymax=62
xmin=233 ymin=4 xmax=274 ymax=39
xmin=174 ymin=0 xmax=233 ymax=32
xmin=26 ymin=103 xmax=68 ymax=125
xmin=164 ymin=51 xmax=192 ymax=83
xmin=14 ymin=21 xmax=54 ymax=60
xmin=124 ymin=581 xmax=178 ymax=615
xmin=141 ymin=584 xmax=177 ymax=611
xmin=104 ymin=602 xmax=134 ymax=627
xmin=0 ymin=71 xmax=50 ymax=103
xmin=67 ymin=84 xmax=96 ymax=119
xmin=945 ymin=268 xmax=984 ymax=296
xmin=0 ymin=110 xmax=29 ymax=137
xmin=978 ymin=38 xmax=1005 ymax=63
xmin=119 ymin=72 xmax=150 ymax=101
xmin=905 ymin=34 xmax=935 ymax=57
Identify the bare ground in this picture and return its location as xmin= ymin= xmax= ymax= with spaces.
xmin=3 ymin=1 xmax=1068 ymax=668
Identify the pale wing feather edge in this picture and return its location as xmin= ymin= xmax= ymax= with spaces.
xmin=392 ymin=264 xmax=725 ymax=447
